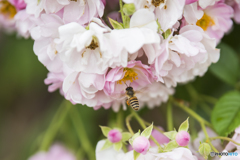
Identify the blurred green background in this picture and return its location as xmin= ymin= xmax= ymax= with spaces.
xmin=0 ymin=23 xmax=240 ymax=160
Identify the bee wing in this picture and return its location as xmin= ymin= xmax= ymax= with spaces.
xmin=109 ymin=92 xmax=126 ymax=100
xmin=134 ymin=86 xmax=149 ymax=96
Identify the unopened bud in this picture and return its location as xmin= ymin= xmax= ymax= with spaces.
xmin=123 ymin=3 xmax=136 ymax=16
xmin=175 ymin=131 xmax=190 ymax=146
xmin=132 ymin=136 xmax=150 ymax=155
xmin=108 ymin=129 xmax=122 ymax=143
xmin=199 ymin=143 xmax=211 ymax=159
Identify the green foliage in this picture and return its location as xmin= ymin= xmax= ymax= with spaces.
xmin=100 ymin=126 xmax=111 ymax=137
xmin=163 ymin=29 xmax=171 ymax=39
xmin=141 ymin=123 xmax=153 ymax=139
xmin=101 ymin=140 xmax=112 ymax=150
xmin=178 ymin=117 xmax=189 ymax=132
xmin=109 ymin=18 xmax=124 ymax=29
xmin=133 ymin=150 xmax=140 ymax=160
xmin=122 ymin=132 xmax=132 ymax=142
xmin=164 ymin=131 xmax=177 ymax=140
xmin=211 ymin=91 xmax=240 ymax=136
xmin=164 ymin=140 xmax=178 ymax=152
xmin=210 ymin=43 xmax=239 ymax=86
xmin=123 ymin=3 xmax=136 ymax=16
xmin=124 ymin=16 xmax=130 ymax=28
xmin=114 ymin=142 xmax=122 ymax=151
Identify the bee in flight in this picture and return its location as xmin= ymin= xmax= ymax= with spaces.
xmin=125 ymin=85 xmax=139 ymax=111
xmin=111 ymin=83 xmax=145 ymax=111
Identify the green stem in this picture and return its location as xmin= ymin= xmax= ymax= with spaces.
xmin=70 ymin=106 xmax=95 ymax=160
xmin=167 ymin=101 xmax=174 ymax=131
xmin=117 ymin=108 xmax=124 ymax=129
xmin=130 ymin=110 xmax=163 ymax=150
xmin=186 ymin=84 xmax=199 ymax=100
xmin=76 ymin=148 xmax=85 ymax=160
xmin=119 ymin=0 xmax=125 ymax=28
xmin=40 ymin=100 xmax=70 ymax=151
xmin=200 ymin=94 xmax=218 ymax=104
xmin=126 ymin=113 xmax=134 ymax=135
xmin=209 ymin=136 xmax=240 ymax=146
xmin=173 ymin=99 xmax=212 ymax=128
xmin=200 ymin=122 xmax=219 ymax=154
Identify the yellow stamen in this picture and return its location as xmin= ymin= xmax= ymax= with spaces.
xmin=196 ymin=13 xmax=215 ymax=31
xmin=151 ymin=0 xmax=165 ymax=7
xmin=86 ymin=36 xmax=99 ymax=50
xmin=117 ymin=68 xmax=138 ymax=84
xmin=0 ymin=0 xmax=17 ymax=19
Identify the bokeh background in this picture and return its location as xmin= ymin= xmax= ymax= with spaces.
xmin=0 ymin=21 xmax=240 ymax=160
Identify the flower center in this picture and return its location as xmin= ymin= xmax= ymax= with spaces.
xmin=86 ymin=36 xmax=99 ymax=50
xmin=196 ymin=13 xmax=215 ymax=31
xmin=0 ymin=0 xmax=17 ymax=19
xmin=117 ymin=68 xmax=138 ymax=84
xmin=151 ymin=0 xmax=165 ymax=7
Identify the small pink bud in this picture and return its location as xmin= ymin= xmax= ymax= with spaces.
xmin=185 ymin=0 xmax=198 ymax=5
xmin=176 ymin=131 xmax=190 ymax=146
xmin=132 ymin=136 xmax=150 ymax=155
xmin=107 ymin=129 xmax=122 ymax=143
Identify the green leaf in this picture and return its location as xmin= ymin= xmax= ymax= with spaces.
xmin=109 ymin=18 xmax=124 ymax=29
xmin=163 ymin=29 xmax=171 ymax=39
xmin=123 ymin=3 xmax=136 ymax=16
xmin=101 ymin=139 xmax=113 ymax=150
xmin=211 ymin=91 xmax=240 ymax=136
xmin=122 ymin=132 xmax=132 ymax=142
xmin=124 ymin=16 xmax=130 ymax=28
xmin=164 ymin=140 xmax=179 ymax=152
xmin=114 ymin=142 xmax=123 ymax=151
xmin=163 ymin=131 xmax=177 ymax=140
xmin=100 ymin=126 xmax=111 ymax=137
xmin=178 ymin=117 xmax=189 ymax=132
xmin=129 ymin=130 xmax=140 ymax=145
xmin=133 ymin=150 xmax=140 ymax=160
xmin=141 ymin=124 xmax=153 ymax=139
xmin=210 ymin=43 xmax=239 ymax=86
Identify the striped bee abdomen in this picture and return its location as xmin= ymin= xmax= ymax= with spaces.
xmin=129 ymin=96 xmax=139 ymax=111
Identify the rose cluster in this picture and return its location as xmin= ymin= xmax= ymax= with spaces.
xmin=0 ymin=0 xmax=237 ymax=111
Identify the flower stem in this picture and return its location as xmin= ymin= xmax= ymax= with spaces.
xmin=126 ymin=113 xmax=134 ymax=135
xmin=119 ymin=0 xmax=125 ymax=28
xmin=200 ymin=94 xmax=218 ymax=104
xmin=200 ymin=122 xmax=219 ymax=154
xmin=117 ymin=108 xmax=124 ymax=130
xmin=209 ymin=136 xmax=240 ymax=146
xmin=167 ymin=100 xmax=174 ymax=131
xmin=173 ymin=99 xmax=212 ymax=128
xmin=40 ymin=100 xmax=70 ymax=151
xmin=130 ymin=110 xmax=163 ymax=150
xmin=70 ymin=105 xmax=95 ymax=160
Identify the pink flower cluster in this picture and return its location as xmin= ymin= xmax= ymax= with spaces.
xmin=0 ymin=0 xmax=237 ymax=111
